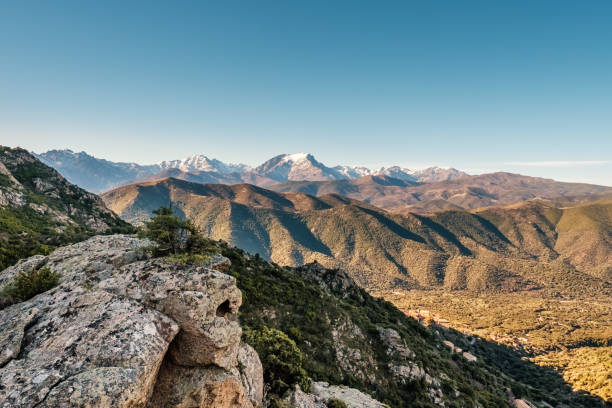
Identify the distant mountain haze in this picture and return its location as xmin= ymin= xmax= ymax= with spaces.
xmin=35 ymin=149 xmax=468 ymax=193
xmin=34 ymin=149 xmax=251 ymax=192
xmin=270 ymin=172 xmax=612 ymax=213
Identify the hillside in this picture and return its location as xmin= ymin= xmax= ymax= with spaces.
xmin=217 ymin=240 xmax=608 ymax=407
xmin=102 ymin=177 xmax=611 ymax=294
xmin=271 ymin=172 xmax=612 ymax=213
xmin=380 ymin=289 xmax=612 ymax=403
xmin=0 ymin=146 xmax=132 ymax=270
xmin=3 ymin=232 xmax=604 ymax=407
xmin=476 ymin=200 xmax=612 ymax=280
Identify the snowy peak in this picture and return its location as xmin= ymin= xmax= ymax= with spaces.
xmin=35 ymin=149 xmax=470 ymax=192
xmin=279 ymin=152 xmax=311 ymax=163
xmin=255 ymin=153 xmax=344 ymax=182
xmin=158 ymin=154 xmax=250 ymax=174
xmin=333 ymin=165 xmax=374 ymax=179
xmin=410 ymin=167 xmax=468 ymax=183
xmin=375 ymin=166 xmax=418 ymax=182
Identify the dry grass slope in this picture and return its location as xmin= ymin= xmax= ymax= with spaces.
xmin=103 ymin=178 xmax=611 ymax=295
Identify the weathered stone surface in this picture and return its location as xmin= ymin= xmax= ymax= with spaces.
xmin=148 ymin=358 xmax=255 ymax=408
xmin=378 ymin=327 xmax=415 ymax=359
xmin=0 ymin=235 xmax=263 ymax=408
xmin=147 ymin=343 xmax=262 ymax=408
xmin=296 ymin=262 xmax=359 ymax=298
xmin=330 ymin=317 xmax=377 ymax=383
xmin=236 ymin=343 xmax=264 ymax=406
xmin=283 ymin=382 xmax=388 ymax=408
xmin=283 ymin=385 xmax=326 ymax=408
xmin=312 ymin=382 xmax=386 ymax=408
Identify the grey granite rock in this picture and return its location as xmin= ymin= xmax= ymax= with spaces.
xmin=0 ymin=235 xmax=263 ymax=408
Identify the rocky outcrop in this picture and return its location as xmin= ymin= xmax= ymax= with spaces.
xmin=312 ymin=382 xmax=387 ymax=408
xmin=283 ymin=383 xmax=387 ymax=408
xmin=0 ymin=235 xmax=263 ymax=408
xmin=296 ymin=263 xmax=358 ymax=298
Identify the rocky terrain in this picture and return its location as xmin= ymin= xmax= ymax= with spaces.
xmin=1 ymin=231 xmax=608 ymax=406
xmin=0 ymin=146 xmax=132 ymax=270
xmin=0 ymin=147 xmax=126 ymax=231
xmin=0 ymin=235 xmax=264 ymax=407
xmin=3 ymin=233 xmax=602 ymax=407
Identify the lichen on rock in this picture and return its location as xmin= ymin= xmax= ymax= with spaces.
xmin=0 ymin=234 xmax=263 ymax=408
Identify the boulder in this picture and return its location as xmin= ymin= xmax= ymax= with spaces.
xmin=0 ymin=235 xmax=263 ymax=408
xmin=312 ymin=382 xmax=386 ymax=408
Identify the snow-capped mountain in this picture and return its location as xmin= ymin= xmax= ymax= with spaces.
xmin=35 ymin=150 xmax=251 ymax=192
xmin=254 ymin=153 xmax=346 ymax=182
xmin=34 ymin=150 xmax=160 ymax=192
xmin=374 ymin=166 xmax=418 ymax=182
xmin=332 ymin=165 xmax=374 ymax=179
xmin=36 ymin=149 xmax=468 ymax=192
xmin=410 ymin=166 xmax=468 ymax=183
xmin=158 ymin=155 xmax=250 ymax=174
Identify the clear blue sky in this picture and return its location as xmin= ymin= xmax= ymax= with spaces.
xmin=1 ymin=1 xmax=611 ymax=185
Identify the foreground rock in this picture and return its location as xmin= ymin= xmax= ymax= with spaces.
xmin=0 ymin=235 xmax=263 ymax=408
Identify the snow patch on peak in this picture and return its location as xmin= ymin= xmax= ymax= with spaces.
xmin=158 ymin=154 xmax=250 ymax=174
xmin=281 ymin=152 xmax=311 ymax=162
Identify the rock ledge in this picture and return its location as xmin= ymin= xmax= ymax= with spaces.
xmin=0 ymin=235 xmax=263 ymax=408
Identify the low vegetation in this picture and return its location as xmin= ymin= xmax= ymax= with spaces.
xmin=326 ymin=399 xmax=348 ymax=408
xmin=381 ymin=289 xmax=612 ymax=404
xmin=0 ymin=206 xmax=90 ymax=270
xmin=103 ymin=177 xmax=612 ymax=293
xmin=532 ymin=347 xmax=612 ymax=402
xmin=0 ymin=267 xmax=60 ymax=308
xmin=244 ymin=326 xmax=311 ymax=395
xmin=0 ymin=147 xmax=134 ymax=271
xmin=139 ymin=207 xmax=608 ymax=407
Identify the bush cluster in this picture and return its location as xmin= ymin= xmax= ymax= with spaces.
xmin=0 ymin=267 xmax=60 ymax=308
xmin=244 ymin=326 xmax=311 ymax=396
xmin=138 ymin=207 xmax=212 ymax=256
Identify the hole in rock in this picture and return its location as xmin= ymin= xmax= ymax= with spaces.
xmin=216 ymin=300 xmax=231 ymax=317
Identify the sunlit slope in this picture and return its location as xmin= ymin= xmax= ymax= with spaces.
xmin=103 ymin=178 xmax=611 ymax=293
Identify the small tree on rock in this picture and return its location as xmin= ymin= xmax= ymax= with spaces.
xmin=139 ymin=207 xmax=204 ymax=255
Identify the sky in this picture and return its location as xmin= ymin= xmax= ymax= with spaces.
xmin=1 ymin=1 xmax=611 ymax=185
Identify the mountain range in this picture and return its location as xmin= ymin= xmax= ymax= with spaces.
xmin=3 ymin=151 xmax=604 ymax=407
xmin=4 ymin=147 xmax=611 ymax=405
xmin=102 ymin=177 xmax=612 ymax=294
xmin=34 ymin=149 xmax=250 ymax=192
xmin=270 ymin=172 xmax=612 ymax=213
xmin=35 ymin=149 xmax=468 ymax=192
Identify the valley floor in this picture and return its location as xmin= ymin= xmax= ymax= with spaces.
xmin=375 ymin=289 xmax=612 ymax=403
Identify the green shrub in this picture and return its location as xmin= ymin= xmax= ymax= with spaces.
xmin=0 ymin=267 xmax=60 ymax=306
xmin=0 ymin=173 xmax=12 ymax=187
xmin=327 ymin=398 xmax=348 ymax=408
xmin=139 ymin=207 xmax=215 ymax=256
xmin=244 ymin=326 xmax=311 ymax=396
